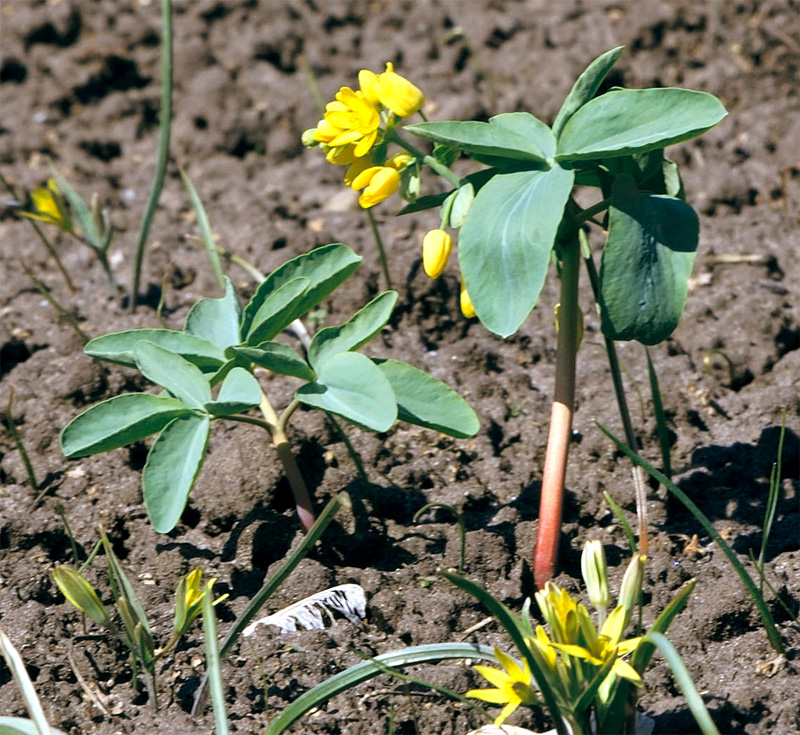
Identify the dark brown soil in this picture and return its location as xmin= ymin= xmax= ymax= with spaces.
xmin=1 ymin=1 xmax=799 ymax=733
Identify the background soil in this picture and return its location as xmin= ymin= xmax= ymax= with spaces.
xmin=1 ymin=1 xmax=799 ymax=733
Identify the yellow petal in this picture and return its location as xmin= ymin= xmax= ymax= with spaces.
xmin=460 ymin=280 xmax=476 ymax=318
xmin=358 ymin=69 xmax=380 ymax=106
xmin=612 ymin=658 xmax=643 ymax=685
xmin=465 ymin=687 xmax=511 ymax=704
xmin=495 ymin=699 xmax=521 ymax=726
xmin=422 ymin=228 xmax=452 ymax=279
xmin=473 ymin=664 xmax=513 ymax=690
xmin=376 ymin=62 xmax=424 ymax=118
xmin=358 ymin=167 xmax=399 ymax=208
xmin=494 ymin=648 xmax=527 ymax=685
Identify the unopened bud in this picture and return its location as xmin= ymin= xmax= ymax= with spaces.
xmin=619 ymin=553 xmax=646 ymax=629
xmin=582 ymin=540 xmax=610 ymax=610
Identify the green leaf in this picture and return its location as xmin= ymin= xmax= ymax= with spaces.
xmin=85 ymin=329 xmax=226 ymax=371
xmin=184 ymin=277 xmax=242 ymax=350
xmin=459 ymin=165 xmax=575 ymax=337
xmin=231 ymin=343 xmax=314 ymax=381
xmin=556 ymin=87 xmax=728 ymax=162
xmin=245 ymin=277 xmax=310 ymax=346
xmin=446 ymin=183 xmax=474 ymax=229
xmin=552 ymin=46 xmax=625 ymax=138
xmin=396 ymin=192 xmax=450 ymax=216
xmin=308 ymin=291 xmax=397 ymax=373
xmin=374 ymin=359 xmax=479 ymax=438
xmin=134 ymin=341 xmax=212 ymax=409
xmin=296 ymin=352 xmax=397 ymax=432
xmin=205 ymin=367 xmax=262 ymax=416
xmin=490 ymin=112 xmax=556 ymax=161
xmin=404 ymin=120 xmax=549 ymax=164
xmin=264 ymin=643 xmax=498 ymax=735
xmin=143 ymin=414 xmax=210 ymax=533
xmin=241 ymin=243 xmax=362 ymax=338
xmin=61 ymin=393 xmax=191 ymax=458
xmin=598 ymin=175 xmax=698 ymax=344
xmin=0 ymin=717 xmax=68 ymax=735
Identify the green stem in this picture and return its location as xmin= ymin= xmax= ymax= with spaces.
xmin=130 ymin=0 xmax=173 ymax=311
xmin=4 ymin=388 xmax=39 ymax=490
xmin=533 ymin=235 xmax=580 ymax=589
xmin=365 ymin=208 xmax=392 ymax=289
xmin=385 ymin=130 xmax=462 ymax=188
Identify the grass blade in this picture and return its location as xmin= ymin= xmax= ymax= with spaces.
xmin=758 ymin=409 xmax=785 ymax=570
xmin=191 ymin=492 xmax=350 ymax=715
xmin=596 ymin=421 xmax=785 ymax=654
xmin=181 ymin=170 xmax=226 ymax=292
xmin=645 ymin=632 xmax=719 ymax=735
xmin=602 ymin=491 xmax=637 ymax=555
xmin=265 ymin=642 xmax=498 ymax=735
xmin=645 ymin=347 xmax=672 ymax=479
xmin=0 ymin=624 xmax=52 ymax=735
xmin=202 ymin=589 xmax=229 ymax=735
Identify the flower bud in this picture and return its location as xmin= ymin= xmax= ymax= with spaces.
xmin=52 ymin=565 xmax=113 ymax=629
xmin=460 ymin=280 xmax=476 ymax=318
xmin=422 ymin=229 xmax=452 ymax=279
xmin=301 ymin=128 xmax=320 ymax=148
xmin=581 ymin=540 xmax=610 ymax=610
xmin=375 ymin=62 xmax=424 ymax=118
xmin=618 ymin=553 xmax=646 ymax=629
xmin=351 ymin=166 xmax=401 ymax=208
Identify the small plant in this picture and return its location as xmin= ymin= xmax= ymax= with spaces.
xmin=60 ymin=243 xmax=479 ymax=533
xmin=306 ymin=49 xmax=728 ymax=586
xmin=51 ymin=528 xmax=226 ymax=709
xmin=264 ymin=541 xmax=716 ymax=735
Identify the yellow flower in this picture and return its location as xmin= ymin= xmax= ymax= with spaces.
xmin=466 ymin=648 xmax=540 ymax=725
xmin=371 ymin=62 xmax=425 ymax=118
xmin=350 ymin=165 xmax=401 ymax=208
xmin=422 ymin=228 xmax=453 ymax=278
xmin=460 ymin=280 xmax=476 ymax=318
xmin=22 ymin=179 xmax=73 ymax=233
xmin=550 ymin=604 xmax=643 ymax=686
xmin=535 ymin=581 xmax=580 ymax=645
xmin=313 ymin=86 xmax=380 ymax=157
xmin=173 ymin=569 xmax=228 ymax=637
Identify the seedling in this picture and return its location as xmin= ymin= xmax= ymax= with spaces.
xmin=60 ymin=243 xmax=479 ymax=534
xmin=52 ymin=528 xmax=226 ymax=709
xmin=306 ymin=49 xmax=728 ymax=586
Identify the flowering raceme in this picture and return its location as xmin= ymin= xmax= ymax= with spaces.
xmin=313 ymin=86 xmax=381 ymax=157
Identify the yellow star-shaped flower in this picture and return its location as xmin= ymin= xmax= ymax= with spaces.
xmin=466 ymin=648 xmax=540 ymax=725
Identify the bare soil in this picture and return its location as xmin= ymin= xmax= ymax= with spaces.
xmin=1 ymin=1 xmax=799 ymax=733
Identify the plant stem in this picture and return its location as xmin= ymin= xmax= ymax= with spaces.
xmin=533 ymin=235 xmax=580 ymax=589
xmin=365 ymin=208 xmax=392 ymax=289
xmin=385 ymin=131 xmax=462 ymax=188
xmin=130 ymin=0 xmax=173 ymax=311
xmin=258 ymin=394 xmax=315 ymax=532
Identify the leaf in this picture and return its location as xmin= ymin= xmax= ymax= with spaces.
xmin=556 ymin=87 xmax=728 ymax=162
xmin=245 ymin=277 xmax=310 ymax=346
xmin=296 ymin=352 xmax=397 ymax=432
xmin=458 ymin=165 xmax=575 ymax=337
xmin=598 ymin=175 xmax=698 ymax=344
xmin=231 ymin=343 xmax=314 ymax=381
xmin=143 ymin=414 xmax=211 ymax=533
xmin=397 ymin=192 xmax=450 ymax=216
xmin=204 ymin=367 xmax=262 ymax=416
xmin=374 ymin=359 xmax=479 ymax=438
xmin=490 ymin=112 xmax=556 ymax=161
xmin=0 ymin=717 xmax=68 ymax=735
xmin=405 ymin=120 xmax=548 ymax=164
xmin=48 ymin=165 xmax=102 ymax=249
xmin=85 ymin=329 xmax=226 ymax=371
xmin=133 ymin=341 xmax=212 ymax=409
xmin=184 ymin=277 xmax=242 ymax=350
xmin=552 ymin=46 xmax=625 ymax=138
xmin=308 ymin=291 xmax=397 ymax=373
xmin=61 ymin=393 xmax=191 ymax=458
xmin=241 ymin=243 xmax=362 ymax=338
xmin=446 ymin=183 xmax=474 ymax=229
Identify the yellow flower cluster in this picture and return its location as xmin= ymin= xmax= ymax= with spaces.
xmin=311 ymin=62 xmax=424 ymax=209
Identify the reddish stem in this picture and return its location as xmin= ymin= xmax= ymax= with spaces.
xmin=533 ymin=237 xmax=580 ymax=589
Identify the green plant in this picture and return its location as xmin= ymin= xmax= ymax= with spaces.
xmin=60 ymin=243 xmax=479 ymax=534
xmin=306 ymin=48 xmax=728 ymax=587
xmin=263 ymin=541 xmax=715 ymax=735
xmin=51 ymin=528 xmax=226 ymax=709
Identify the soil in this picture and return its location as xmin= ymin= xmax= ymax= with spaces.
xmin=1 ymin=1 xmax=799 ymax=733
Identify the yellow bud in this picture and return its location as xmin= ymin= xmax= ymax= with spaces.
xmin=52 ymin=566 xmax=113 ymax=629
xmin=422 ymin=229 xmax=452 ymax=279
xmin=376 ymin=62 xmax=424 ymax=118
xmin=358 ymin=68 xmax=380 ymax=106
xmin=460 ymin=280 xmax=476 ymax=318
xmin=353 ymin=166 xmax=400 ymax=208
xmin=385 ymin=151 xmax=414 ymax=171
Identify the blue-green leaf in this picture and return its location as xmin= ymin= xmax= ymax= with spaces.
xmin=490 ymin=112 xmax=556 ymax=161
xmin=552 ymin=46 xmax=625 ymax=138
xmin=556 ymin=88 xmax=728 ymax=162
xmin=241 ymin=243 xmax=362 ymax=337
xmin=308 ymin=291 xmax=397 ymax=373
xmin=296 ymin=352 xmax=396 ymax=432
xmin=374 ymin=359 xmax=479 ymax=438
xmin=85 ymin=329 xmax=226 ymax=371
xmin=598 ymin=175 xmax=699 ymax=345
xmin=133 ymin=341 xmax=212 ymax=409
xmin=204 ymin=367 xmax=262 ymax=416
xmin=184 ymin=277 xmax=242 ymax=350
xmin=459 ymin=165 xmax=575 ymax=337
xmin=143 ymin=414 xmax=211 ymax=533
xmin=405 ymin=120 xmax=548 ymax=164
xmin=245 ymin=277 xmax=310 ymax=346
xmin=0 ymin=717 xmax=68 ymax=735
xmin=231 ymin=343 xmax=314 ymax=381
xmin=61 ymin=394 xmax=191 ymax=458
